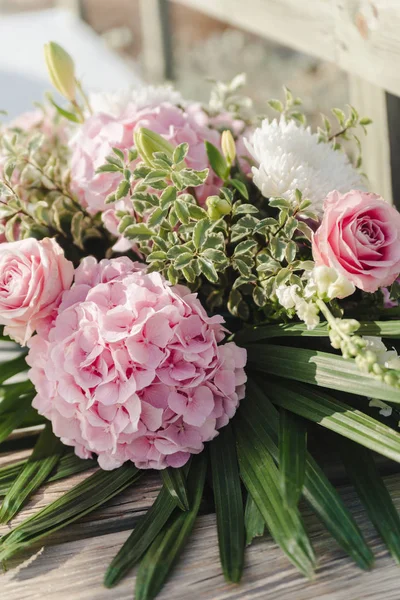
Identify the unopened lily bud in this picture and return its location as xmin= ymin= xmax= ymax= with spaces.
xmin=134 ymin=127 xmax=174 ymax=168
xmin=221 ymin=130 xmax=236 ymax=165
xmin=44 ymin=42 xmax=76 ymax=101
xmin=206 ymin=195 xmax=231 ymax=220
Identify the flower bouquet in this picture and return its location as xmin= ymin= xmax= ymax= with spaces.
xmin=1 ymin=42 xmax=400 ymax=598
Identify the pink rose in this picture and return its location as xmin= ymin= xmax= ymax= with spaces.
xmin=312 ymin=190 xmax=400 ymax=293
xmin=0 ymin=238 xmax=74 ymax=344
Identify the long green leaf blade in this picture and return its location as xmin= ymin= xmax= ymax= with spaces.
xmin=210 ymin=423 xmax=245 ymax=583
xmin=267 ymin=379 xmax=400 ymax=463
xmin=48 ymin=452 xmax=97 ymax=482
xmin=247 ymin=343 xmax=400 ymax=402
xmin=237 ymin=320 xmax=400 ymax=342
xmin=279 ymin=408 xmax=307 ymax=508
xmin=340 ymin=440 xmax=400 ymax=563
xmin=0 ymin=425 xmax=64 ymax=523
xmin=105 ymin=485 xmax=179 ymax=588
xmin=246 ymin=377 xmax=373 ymax=569
xmin=235 ymin=414 xmax=316 ymax=578
xmin=135 ymin=453 xmax=207 ymax=600
xmin=0 ymin=394 xmax=34 ymax=445
xmin=0 ymin=353 xmax=28 ymax=385
xmin=0 ymin=465 xmax=141 ymax=561
xmin=161 ymin=465 xmax=190 ymax=511
xmin=244 ymin=493 xmax=265 ymax=545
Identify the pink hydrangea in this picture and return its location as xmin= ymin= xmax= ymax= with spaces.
xmin=27 ymin=257 xmax=247 ymax=470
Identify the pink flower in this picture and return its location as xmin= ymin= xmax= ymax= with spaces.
xmin=0 ymin=238 xmax=74 ymax=345
xmin=27 ymin=257 xmax=247 ymax=470
xmin=312 ymin=190 xmax=400 ymax=293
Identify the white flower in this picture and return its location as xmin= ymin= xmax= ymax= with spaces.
xmin=245 ymin=119 xmax=365 ymax=216
xmin=276 ymin=283 xmax=300 ymax=309
xmin=89 ymin=85 xmax=183 ymax=117
xmin=363 ymin=336 xmax=400 ymax=368
xmin=276 ymin=283 xmax=320 ymax=330
xmin=369 ymin=399 xmax=393 ymax=417
xmin=306 ymin=266 xmax=355 ymax=300
xmin=295 ymin=298 xmax=320 ymax=330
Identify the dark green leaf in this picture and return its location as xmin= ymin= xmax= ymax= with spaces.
xmin=193 ymin=218 xmax=211 ymax=250
xmin=198 ymin=257 xmax=219 ymax=283
xmin=235 ymin=413 xmax=316 ymax=578
xmin=247 ymin=343 xmax=400 ymax=402
xmin=244 ymin=493 xmax=264 ymax=545
xmin=48 ymin=452 xmax=97 ymax=482
xmin=205 ymin=141 xmax=229 ymax=180
xmin=279 ymin=409 xmax=307 ymax=508
xmin=0 ymin=424 xmax=63 ymax=523
xmin=230 ymin=179 xmax=249 ymax=200
xmin=0 ymin=353 xmax=28 ymax=386
xmin=340 ymin=440 xmax=400 ymax=563
xmin=0 ymin=394 xmax=34 ymax=445
xmin=267 ymin=379 xmax=400 ymax=463
xmin=210 ymin=423 xmax=244 ymax=583
xmin=246 ymin=377 xmax=373 ymax=570
xmin=105 ymin=485 xmax=177 ymax=587
xmin=135 ymin=453 xmax=207 ymax=600
xmin=161 ymin=466 xmax=190 ymax=511
xmin=0 ymin=465 xmax=141 ymax=561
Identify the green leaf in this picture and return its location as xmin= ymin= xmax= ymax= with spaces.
xmin=115 ymin=179 xmax=130 ymax=200
xmin=246 ymin=343 xmax=400 ymax=402
xmin=230 ymin=179 xmax=249 ymax=200
xmin=234 ymin=240 xmax=257 ymax=256
xmin=48 ymin=452 xmax=97 ymax=482
xmin=244 ymin=493 xmax=264 ymax=545
xmin=198 ymin=257 xmax=219 ymax=283
xmin=147 ymin=207 xmax=168 ymax=228
xmin=174 ymin=199 xmax=190 ymax=225
xmin=0 ymin=465 xmax=141 ymax=562
xmin=235 ymin=413 xmax=316 ymax=578
xmin=245 ymin=377 xmax=373 ymax=570
xmin=234 ymin=203 xmax=259 ymax=215
xmin=47 ymin=96 xmax=80 ymax=123
xmin=173 ymin=142 xmax=189 ymax=164
xmin=268 ymin=99 xmax=284 ymax=113
xmin=160 ymin=186 xmax=177 ymax=209
xmin=210 ymin=423 xmax=244 ymax=583
xmin=161 ymin=466 xmax=190 ymax=511
xmin=0 ymin=353 xmax=28 ymax=385
xmin=187 ymin=204 xmax=208 ymax=220
xmin=104 ymin=485 xmax=177 ymax=587
xmin=0 ymin=393 xmax=34 ymax=445
xmin=279 ymin=409 xmax=307 ymax=508
xmin=174 ymin=252 xmax=193 ymax=269
xmin=237 ymin=320 xmax=400 ymax=343
xmin=135 ymin=453 xmax=207 ymax=600
xmin=0 ymin=380 xmax=34 ymax=416
xmin=0 ymin=424 xmax=63 ymax=523
xmin=266 ymin=379 xmax=400 ymax=463
xmin=193 ymin=218 xmax=211 ymax=250
xmin=205 ymin=141 xmax=229 ymax=180
xmin=340 ymin=440 xmax=400 ymax=563
xmin=123 ymin=223 xmax=153 ymax=241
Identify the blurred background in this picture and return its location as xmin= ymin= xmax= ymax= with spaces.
xmin=0 ymin=0 xmax=348 ymax=122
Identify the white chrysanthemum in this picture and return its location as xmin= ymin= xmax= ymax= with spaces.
xmin=89 ymin=85 xmax=183 ymax=117
xmin=245 ymin=119 xmax=365 ymax=216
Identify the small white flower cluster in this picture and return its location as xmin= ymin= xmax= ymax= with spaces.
xmin=276 ymin=265 xmax=355 ymax=330
xmin=245 ymin=119 xmax=365 ymax=216
xmin=366 ymin=336 xmax=400 ymax=420
xmin=89 ymin=85 xmax=184 ymax=117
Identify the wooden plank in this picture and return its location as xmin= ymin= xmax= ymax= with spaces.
xmin=3 ymin=472 xmax=400 ymax=599
xmin=139 ymin=0 xmax=174 ymax=82
xmin=170 ymin=0 xmax=400 ymax=97
xmin=348 ymin=75 xmax=393 ymax=202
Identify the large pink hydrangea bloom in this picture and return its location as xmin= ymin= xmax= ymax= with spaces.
xmin=27 ymin=257 xmax=247 ymax=470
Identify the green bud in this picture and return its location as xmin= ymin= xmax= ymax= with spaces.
xmin=134 ymin=127 xmax=175 ymax=168
xmin=384 ymin=371 xmax=398 ymax=387
xmin=206 ymin=195 xmax=231 ymax=220
xmin=44 ymin=42 xmax=76 ymax=101
xmin=221 ymin=130 xmax=236 ymax=165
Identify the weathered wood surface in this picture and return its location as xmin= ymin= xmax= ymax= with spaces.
xmin=1 ymin=449 xmax=400 ymax=599
xmin=170 ymin=0 xmax=400 ymax=98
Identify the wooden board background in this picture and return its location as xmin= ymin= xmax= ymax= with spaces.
xmin=1 ymin=443 xmax=400 ymax=599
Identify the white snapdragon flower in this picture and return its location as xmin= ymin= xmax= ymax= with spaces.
xmin=245 ymin=119 xmax=364 ymax=216
xmin=306 ymin=266 xmax=355 ymax=301
xmin=363 ymin=336 xmax=400 ymax=369
xmin=276 ymin=283 xmax=320 ymax=330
